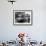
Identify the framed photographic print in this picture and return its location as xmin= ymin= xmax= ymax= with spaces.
xmin=13 ymin=10 xmax=33 ymax=25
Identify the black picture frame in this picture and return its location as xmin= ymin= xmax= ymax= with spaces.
xmin=13 ymin=10 xmax=33 ymax=26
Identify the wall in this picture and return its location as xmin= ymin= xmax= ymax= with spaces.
xmin=0 ymin=0 xmax=46 ymax=42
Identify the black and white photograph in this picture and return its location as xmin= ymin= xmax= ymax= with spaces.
xmin=13 ymin=10 xmax=32 ymax=25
